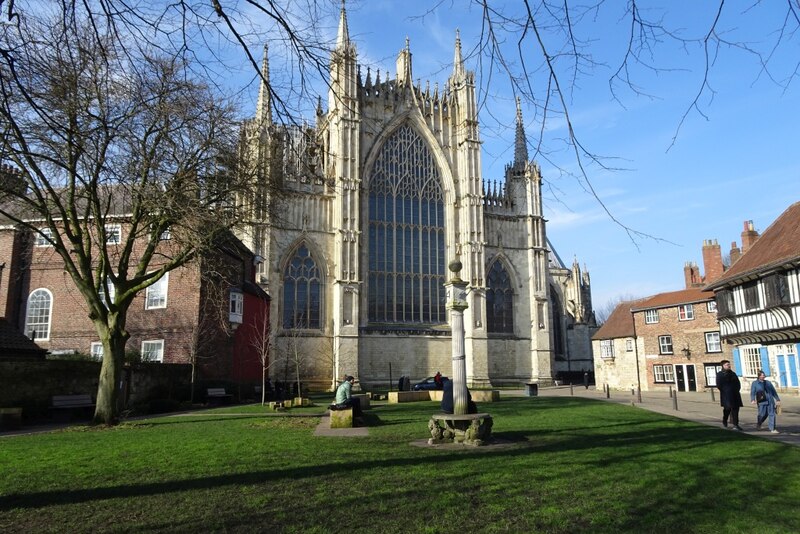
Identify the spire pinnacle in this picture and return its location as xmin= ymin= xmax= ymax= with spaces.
xmin=336 ymin=1 xmax=350 ymax=50
xmin=255 ymin=43 xmax=272 ymax=126
xmin=513 ymin=97 xmax=528 ymax=167
xmin=453 ymin=29 xmax=465 ymax=78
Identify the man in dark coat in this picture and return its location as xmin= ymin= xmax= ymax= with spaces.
xmin=716 ymin=359 xmax=744 ymax=430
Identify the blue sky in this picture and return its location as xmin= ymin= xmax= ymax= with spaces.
xmin=239 ymin=1 xmax=800 ymax=310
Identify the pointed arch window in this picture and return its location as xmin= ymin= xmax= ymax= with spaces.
xmin=283 ymin=243 xmax=321 ymax=329
xmin=367 ymin=124 xmax=446 ymax=324
xmin=486 ymin=260 xmax=513 ymax=333
xmin=25 ymin=288 xmax=53 ymax=340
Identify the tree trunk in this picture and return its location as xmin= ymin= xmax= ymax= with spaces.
xmin=92 ymin=316 xmax=130 ymax=425
xmin=261 ymin=365 xmax=266 ymax=406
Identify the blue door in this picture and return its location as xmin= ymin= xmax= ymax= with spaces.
xmin=778 ymin=355 xmax=788 ymax=387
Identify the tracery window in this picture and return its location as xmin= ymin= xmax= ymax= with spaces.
xmin=283 ymin=243 xmax=321 ymax=329
xmin=486 ymin=260 xmax=514 ymax=333
xmin=367 ymin=125 xmax=446 ymax=324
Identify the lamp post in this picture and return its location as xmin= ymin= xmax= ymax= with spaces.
xmin=444 ymin=259 xmax=469 ymax=415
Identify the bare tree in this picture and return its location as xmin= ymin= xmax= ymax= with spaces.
xmin=595 ymin=294 xmax=641 ymax=325
xmin=0 ymin=10 xmax=251 ymax=424
xmin=249 ymin=307 xmax=279 ymax=405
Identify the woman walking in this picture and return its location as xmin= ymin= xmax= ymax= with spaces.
xmin=750 ymin=370 xmax=781 ymax=433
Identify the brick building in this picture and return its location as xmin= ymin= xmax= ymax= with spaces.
xmin=0 ymin=222 xmax=270 ymax=386
xmin=631 ymin=288 xmax=732 ymax=391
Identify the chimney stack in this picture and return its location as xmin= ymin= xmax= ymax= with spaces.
xmin=730 ymin=241 xmax=741 ymax=265
xmin=702 ymin=239 xmax=724 ymax=284
xmin=741 ymin=220 xmax=759 ymax=254
xmin=684 ymin=261 xmax=702 ymax=289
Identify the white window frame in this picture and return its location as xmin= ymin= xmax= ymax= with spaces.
xmin=35 ymin=228 xmax=53 ymax=247
xmin=105 ymin=224 xmax=122 ymax=245
xmin=742 ymin=346 xmax=761 ymax=378
xmin=644 ymin=309 xmax=659 ymax=324
xmin=25 ymin=288 xmax=53 ymax=341
xmin=145 ymin=272 xmax=169 ymax=309
xmin=99 ymin=277 xmax=116 ymax=307
xmin=141 ymin=339 xmax=164 ymax=362
xmin=90 ymin=342 xmax=104 ymax=361
xmin=600 ymin=339 xmax=614 ymax=359
xmin=229 ymin=290 xmax=244 ymax=325
xmin=653 ymin=364 xmax=675 ymax=383
xmin=707 ymin=301 xmax=717 ymax=313
xmin=705 ymin=332 xmax=721 ymax=353
xmin=678 ymin=304 xmax=694 ymax=321
xmin=625 ymin=339 xmax=634 ymax=352
xmin=659 ymin=335 xmax=673 ymax=355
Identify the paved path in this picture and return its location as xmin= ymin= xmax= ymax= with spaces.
xmin=530 ymin=385 xmax=800 ymax=447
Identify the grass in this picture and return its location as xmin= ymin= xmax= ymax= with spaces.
xmin=1 ymin=396 xmax=799 ymax=533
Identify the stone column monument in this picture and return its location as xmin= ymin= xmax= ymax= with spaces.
xmin=445 ymin=259 xmax=469 ymax=415
xmin=427 ymin=259 xmax=493 ymax=445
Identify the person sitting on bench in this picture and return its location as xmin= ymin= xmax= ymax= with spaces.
xmin=334 ymin=375 xmax=362 ymax=417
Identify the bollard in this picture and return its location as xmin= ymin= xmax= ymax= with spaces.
xmin=570 ymin=382 xmax=574 ymax=396
xmin=669 ymin=385 xmax=673 ymax=398
xmin=637 ymin=386 xmax=642 ymax=403
xmin=631 ymin=388 xmax=635 ymax=396
xmin=672 ymin=392 xmax=679 ymax=410
xmin=710 ymin=388 xmax=715 ymax=402
xmin=606 ymin=386 xmax=610 ymax=399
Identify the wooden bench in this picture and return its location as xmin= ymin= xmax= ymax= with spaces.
xmin=51 ymin=394 xmax=95 ymax=422
xmin=428 ymin=412 xmax=494 ymax=445
xmin=206 ymin=388 xmax=233 ymax=406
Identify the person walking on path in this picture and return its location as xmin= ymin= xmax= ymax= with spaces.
xmin=717 ymin=359 xmax=744 ymax=430
xmin=583 ymin=371 xmax=590 ymax=390
xmin=750 ymin=370 xmax=781 ymax=433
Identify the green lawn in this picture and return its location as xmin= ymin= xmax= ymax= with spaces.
xmin=1 ymin=397 xmax=798 ymax=533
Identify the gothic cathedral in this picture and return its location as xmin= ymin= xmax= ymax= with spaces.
xmin=237 ymin=7 xmax=596 ymax=390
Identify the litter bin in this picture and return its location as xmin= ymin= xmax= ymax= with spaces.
xmin=524 ymin=383 xmax=538 ymax=397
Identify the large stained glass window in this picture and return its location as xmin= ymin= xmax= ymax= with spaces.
xmin=486 ymin=260 xmax=513 ymax=333
xmin=283 ymin=243 xmax=321 ymax=329
xmin=368 ymin=125 xmax=446 ymax=324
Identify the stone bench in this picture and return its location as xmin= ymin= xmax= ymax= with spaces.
xmin=470 ymin=390 xmax=500 ymax=402
xmin=388 ymin=389 xmax=499 ymax=403
xmin=428 ymin=412 xmax=493 ymax=446
xmin=328 ymin=405 xmax=354 ymax=428
xmin=387 ymin=390 xmax=431 ymax=403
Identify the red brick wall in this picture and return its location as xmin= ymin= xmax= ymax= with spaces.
xmin=1 ymin=224 xmax=257 ymax=382
xmin=634 ymin=300 xmax=732 ymax=390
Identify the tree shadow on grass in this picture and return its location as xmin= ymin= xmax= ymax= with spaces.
xmin=0 ymin=419 xmax=768 ymax=512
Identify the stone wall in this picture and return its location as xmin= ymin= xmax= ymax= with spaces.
xmin=0 ymin=360 xmax=191 ymax=419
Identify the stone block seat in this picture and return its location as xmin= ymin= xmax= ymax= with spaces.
xmin=328 ymin=404 xmax=354 ymax=428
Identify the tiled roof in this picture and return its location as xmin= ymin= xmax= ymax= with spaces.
xmin=592 ymin=300 xmax=638 ymax=340
xmin=0 ymin=317 xmax=46 ymax=358
xmin=707 ymin=201 xmax=800 ymax=289
xmin=630 ymin=288 xmax=714 ymax=311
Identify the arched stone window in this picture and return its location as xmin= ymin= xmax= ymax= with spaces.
xmin=367 ymin=124 xmax=446 ymax=324
xmin=283 ymin=243 xmax=321 ymax=329
xmin=486 ymin=260 xmax=513 ymax=333
xmin=25 ymin=288 xmax=53 ymax=340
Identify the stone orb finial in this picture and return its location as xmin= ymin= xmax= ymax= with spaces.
xmin=448 ymin=259 xmax=462 ymax=274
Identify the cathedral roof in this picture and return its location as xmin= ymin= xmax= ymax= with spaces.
xmin=706 ymin=200 xmax=800 ymax=289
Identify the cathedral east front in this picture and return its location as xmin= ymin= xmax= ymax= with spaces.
xmin=237 ymin=8 xmax=596 ymax=391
